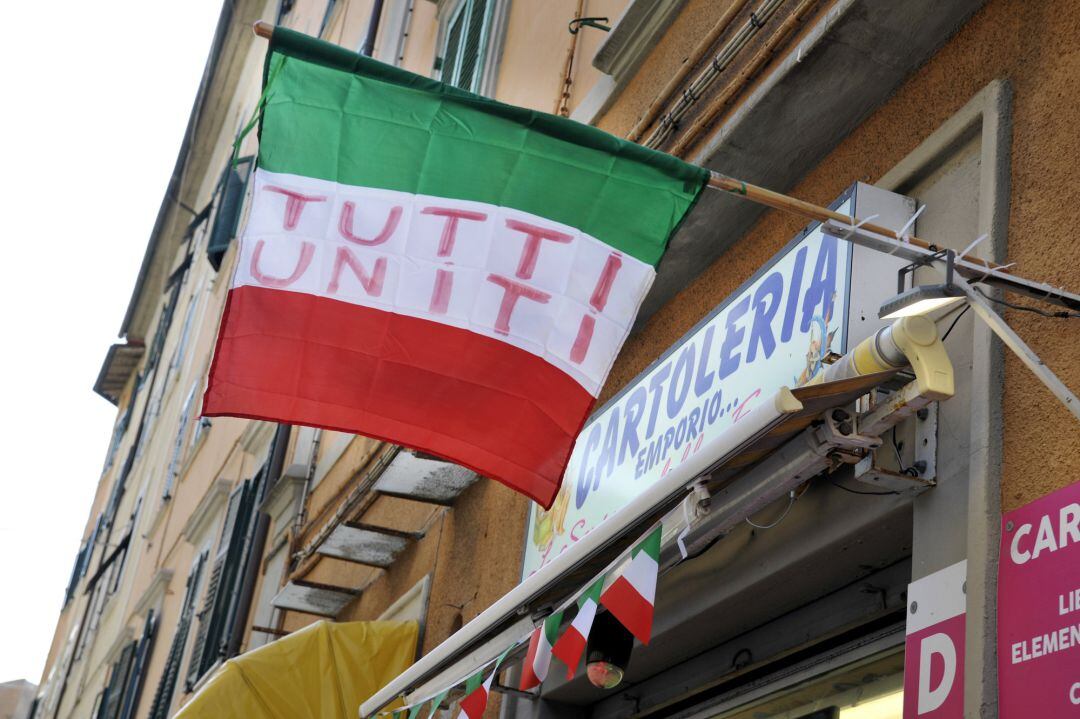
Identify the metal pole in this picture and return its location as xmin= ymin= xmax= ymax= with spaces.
xmin=958 ymin=280 xmax=1080 ymax=422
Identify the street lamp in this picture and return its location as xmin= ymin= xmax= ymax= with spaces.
xmin=878 ymin=249 xmax=964 ymax=319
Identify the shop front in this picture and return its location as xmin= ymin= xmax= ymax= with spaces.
xmin=361 ymin=177 xmax=980 ymax=718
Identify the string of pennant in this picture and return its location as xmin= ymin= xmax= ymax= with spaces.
xmin=367 ymin=523 xmax=665 ymax=719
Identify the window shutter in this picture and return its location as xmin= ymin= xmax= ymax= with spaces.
xmin=148 ymin=553 xmax=205 ymax=719
xmin=217 ymin=476 xmax=263 ymax=656
xmin=207 ymin=158 xmax=254 ymax=271
xmin=186 ymin=556 xmax=225 ymax=687
xmin=187 ymin=482 xmax=251 ymax=685
xmin=320 ymin=0 xmax=338 ymax=36
xmin=440 ymin=7 xmax=466 ymax=86
xmin=98 ymin=642 xmax=137 ymax=719
xmin=440 ymin=0 xmax=491 ymax=92
xmin=164 ymin=384 xmax=198 ymax=499
xmin=457 ymin=0 xmax=489 ymax=92
xmin=116 ymin=610 xmax=157 ymax=719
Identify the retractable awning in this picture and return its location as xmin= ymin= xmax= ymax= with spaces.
xmin=176 ymin=620 xmax=417 ymax=719
xmin=360 ymin=316 xmax=954 ymax=717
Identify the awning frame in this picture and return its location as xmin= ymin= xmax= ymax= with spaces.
xmin=361 ymin=323 xmax=949 ymax=716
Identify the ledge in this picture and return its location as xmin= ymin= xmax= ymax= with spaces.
xmin=639 ymin=0 xmax=987 ymax=323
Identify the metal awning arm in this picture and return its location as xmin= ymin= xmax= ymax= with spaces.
xmin=822 ymin=222 xmax=1079 ymax=422
xmin=821 ymin=221 xmax=1080 ymax=311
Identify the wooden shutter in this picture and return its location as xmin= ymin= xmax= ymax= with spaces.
xmin=440 ymin=0 xmax=491 ymax=92
xmin=440 ymin=5 xmax=466 ymax=86
xmin=207 ymin=158 xmax=254 ymax=271
xmin=63 ymin=544 xmax=86 ymax=600
xmin=116 ymin=610 xmax=157 ymax=719
xmin=98 ymin=642 xmax=136 ymax=719
xmin=457 ymin=0 xmax=489 ymax=92
xmin=147 ymin=552 xmax=205 ymax=719
xmin=186 ymin=481 xmax=254 ymax=685
xmin=164 ymin=384 xmax=198 ymax=499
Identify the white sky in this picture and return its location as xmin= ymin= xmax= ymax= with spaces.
xmin=0 ymin=0 xmax=224 ymax=684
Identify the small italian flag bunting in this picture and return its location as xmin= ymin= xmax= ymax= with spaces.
xmin=519 ymin=610 xmax=564 ymax=690
xmin=202 ymin=27 xmax=708 ymax=510
xmin=457 ymin=645 xmax=513 ymax=719
xmin=426 ymin=690 xmax=448 ymax=718
xmin=456 ymin=671 xmax=489 ymax=719
xmin=600 ymin=525 xmax=663 ymax=645
xmin=551 ymin=578 xmax=604 ymax=678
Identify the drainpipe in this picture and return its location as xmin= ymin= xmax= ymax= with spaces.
xmin=360 ymin=0 xmax=386 ymax=57
xmin=226 ymin=423 xmax=291 ymax=656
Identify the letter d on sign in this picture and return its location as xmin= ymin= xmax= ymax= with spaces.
xmin=918 ymin=633 xmax=957 ymax=714
xmin=903 ymin=560 xmax=966 ymax=718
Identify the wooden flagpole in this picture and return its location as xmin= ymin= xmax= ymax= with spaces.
xmin=705 ymin=172 xmax=1001 ymax=268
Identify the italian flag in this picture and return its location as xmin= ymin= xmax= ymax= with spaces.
xmin=600 ymin=525 xmax=662 ymax=645
xmin=457 ymin=666 xmax=496 ymax=719
xmin=202 ymin=28 xmax=708 ymax=508
xmin=551 ymin=578 xmax=604 ymax=678
xmin=519 ymin=610 xmax=563 ymax=690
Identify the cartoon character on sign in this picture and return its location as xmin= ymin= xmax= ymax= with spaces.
xmin=531 ymin=483 xmax=571 ymax=560
xmin=796 ymin=292 xmax=839 ymax=386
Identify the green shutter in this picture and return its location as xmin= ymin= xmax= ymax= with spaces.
xmin=116 ymin=610 xmax=157 ymax=719
xmin=206 ymin=157 xmax=254 ymax=271
xmin=439 ymin=5 xmax=466 ymax=86
xmin=439 ymin=0 xmax=492 ymax=92
xmin=148 ymin=553 xmax=205 ymax=719
xmin=187 ymin=480 xmax=258 ymax=685
xmin=98 ymin=642 xmax=137 ymax=719
xmin=457 ymin=0 xmax=489 ymax=92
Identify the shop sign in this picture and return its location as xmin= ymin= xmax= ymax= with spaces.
xmin=998 ymin=479 xmax=1080 ymax=717
xmin=903 ymin=560 xmax=966 ymax=718
xmin=522 ymin=197 xmax=854 ymax=578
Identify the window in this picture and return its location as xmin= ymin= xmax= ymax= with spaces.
xmin=63 ymin=515 xmax=101 ymax=605
xmin=96 ymin=611 xmax=156 ymax=719
xmin=102 ymin=405 xmax=132 ymax=474
xmin=164 ymin=383 xmax=199 ymax=499
xmin=147 ymin=553 xmax=206 ymax=719
xmin=319 ymin=0 xmax=338 ymax=37
xmin=169 ymin=277 xmax=204 ymax=379
xmin=185 ymin=471 xmax=265 ymax=686
xmin=276 ymin=0 xmax=295 ymax=24
xmin=206 ymin=157 xmax=254 ymax=271
xmin=438 ymin=0 xmax=495 ymax=93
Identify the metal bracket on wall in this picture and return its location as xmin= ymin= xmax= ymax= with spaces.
xmin=853 ymin=402 xmax=938 ymax=496
xmin=568 ymin=16 xmax=611 ymax=34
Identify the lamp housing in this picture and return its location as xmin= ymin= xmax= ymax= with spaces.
xmin=585 ymin=611 xmax=633 ymax=690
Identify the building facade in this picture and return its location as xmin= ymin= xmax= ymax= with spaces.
xmin=34 ymin=0 xmax=1079 ymax=718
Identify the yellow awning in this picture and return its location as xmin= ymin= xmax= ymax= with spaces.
xmin=176 ymin=620 xmax=418 ymax=719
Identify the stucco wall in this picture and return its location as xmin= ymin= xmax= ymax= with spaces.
xmin=594 ymin=0 xmax=1079 ymax=514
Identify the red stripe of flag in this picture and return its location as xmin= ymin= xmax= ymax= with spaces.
xmin=203 ymin=286 xmax=595 ymax=508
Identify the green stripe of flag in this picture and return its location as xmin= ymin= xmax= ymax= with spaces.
xmin=542 ymin=610 xmax=563 ymax=645
xmin=259 ymin=27 xmax=708 ymax=266
xmin=427 ymin=690 xmax=448 ymax=719
xmin=582 ymin=576 xmax=605 ymax=605
xmin=635 ymin=524 xmax=662 ymax=562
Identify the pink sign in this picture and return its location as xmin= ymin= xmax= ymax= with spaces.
xmin=904 ymin=560 xmax=966 ymax=718
xmin=999 ymin=479 xmax=1080 ymax=716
